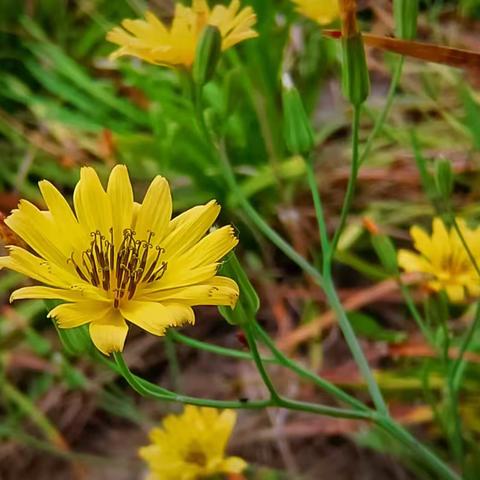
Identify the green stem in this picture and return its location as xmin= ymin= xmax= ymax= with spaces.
xmin=305 ymin=155 xmax=331 ymax=256
xmin=322 ymin=276 xmax=388 ymax=414
xmin=253 ymin=322 xmax=369 ymax=412
xmin=450 ymin=215 xmax=480 ymax=278
xmin=3 ymin=381 xmax=67 ymax=449
xmin=451 ymin=302 xmax=480 ymax=390
xmin=276 ymin=397 xmax=373 ymax=420
xmin=193 ymin=89 xmax=384 ymax=412
xmin=359 ymin=57 xmax=405 ymax=166
xmin=111 ymin=352 xmax=369 ymax=419
xmin=399 ymin=281 xmax=434 ymax=346
xmin=377 ymin=417 xmax=461 ymax=480
xmin=169 ymin=330 xmax=275 ymax=363
xmin=243 ymin=322 xmax=281 ymax=402
xmin=437 ymin=302 xmax=464 ymax=469
xmin=112 ymin=352 xmax=270 ymax=410
xmin=328 ymin=105 xmax=362 ymax=263
xmin=165 ymin=330 xmax=182 ymax=393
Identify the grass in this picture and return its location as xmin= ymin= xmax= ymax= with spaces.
xmin=1 ymin=1 xmax=480 ymax=479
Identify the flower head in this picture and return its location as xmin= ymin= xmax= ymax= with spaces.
xmin=291 ymin=0 xmax=339 ymax=25
xmin=106 ymin=0 xmax=258 ymax=68
xmin=398 ymin=218 xmax=480 ymax=302
xmin=139 ymin=406 xmax=246 ymax=480
xmin=0 ymin=166 xmax=239 ymax=354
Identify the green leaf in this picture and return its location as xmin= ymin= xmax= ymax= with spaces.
xmin=348 ymin=311 xmax=407 ymax=343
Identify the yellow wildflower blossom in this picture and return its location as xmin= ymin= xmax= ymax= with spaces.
xmin=0 ymin=166 xmax=239 ymax=354
xmin=291 ymin=0 xmax=340 ymax=25
xmin=398 ymin=218 xmax=480 ymax=302
xmin=139 ymin=406 xmax=246 ymax=480
xmin=106 ymin=0 xmax=258 ymax=68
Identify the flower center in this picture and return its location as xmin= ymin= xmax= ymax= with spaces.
xmin=185 ymin=446 xmax=208 ymax=467
xmin=69 ymin=228 xmax=167 ymax=307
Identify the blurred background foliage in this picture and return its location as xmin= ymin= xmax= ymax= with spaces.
xmin=1 ymin=0 xmax=480 ymax=479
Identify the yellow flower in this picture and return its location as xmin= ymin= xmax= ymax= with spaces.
xmin=139 ymin=406 xmax=246 ymax=480
xmin=0 ymin=166 xmax=239 ymax=354
xmin=398 ymin=218 xmax=480 ymax=302
xmin=106 ymin=0 xmax=258 ymax=68
xmin=291 ymin=0 xmax=340 ymax=25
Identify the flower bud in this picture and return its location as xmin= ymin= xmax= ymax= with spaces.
xmin=193 ymin=25 xmax=222 ymax=86
xmin=342 ymin=33 xmax=370 ymax=106
xmin=45 ymin=299 xmax=93 ymax=355
xmin=371 ymin=233 xmax=399 ymax=276
xmin=282 ymin=74 xmax=315 ymax=155
xmin=434 ymin=158 xmax=454 ymax=200
xmin=218 ymin=253 xmax=259 ymax=325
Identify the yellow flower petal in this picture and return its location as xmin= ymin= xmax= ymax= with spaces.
xmin=38 ymin=180 xmax=89 ymax=254
xmin=5 ymin=200 xmax=71 ymax=268
xmin=141 ymin=275 xmax=239 ymax=307
xmin=183 ymin=225 xmax=238 ymax=267
xmin=89 ymin=309 xmax=129 ymax=355
xmin=120 ymin=301 xmax=194 ymax=336
xmin=397 ymin=250 xmax=431 ymax=274
xmin=73 ymin=167 xmax=112 ymax=236
xmin=0 ymin=247 xmax=72 ymax=287
xmin=163 ymin=200 xmax=220 ymax=257
xmin=219 ymin=456 xmax=247 ymax=474
xmin=445 ymin=284 xmax=465 ymax=303
xmin=10 ymin=285 xmax=105 ymax=303
xmin=148 ymin=263 xmax=219 ymax=292
xmin=134 ymin=176 xmax=172 ymax=242
xmin=107 ymin=165 xmax=134 ymax=248
xmin=48 ymin=300 xmax=112 ymax=328
xmin=292 ymin=0 xmax=339 ymax=25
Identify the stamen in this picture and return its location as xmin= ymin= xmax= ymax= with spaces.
xmin=73 ymin=228 xmax=167 ymax=306
xmin=67 ymin=253 xmax=89 ymax=282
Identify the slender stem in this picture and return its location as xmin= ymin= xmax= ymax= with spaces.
xmin=305 ymin=155 xmax=331 ymax=256
xmin=3 ymin=381 xmax=68 ymax=450
xmin=193 ymin=87 xmax=384 ymax=412
xmin=111 ymin=352 xmax=369 ymax=418
xmin=322 ymin=277 xmax=388 ymax=414
xmin=253 ymin=322 xmax=370 ymax=412
xmin=436 ymin=299 xmax=464 ymax=469
xmin=399 ymin=281 xmax=434 ymax=345
xmin=377 ymin=417 xmax=461 ymax=480
xmin=236 ymin=193 xmax=324 ymax=287
xmin=169 ymin=330 xmax=275 ymax=363
xmin=165 ymin=330 xmax=182 ymax=393
xmin=244 ymin=322 xmax=281 ymax=402
xmin=451 ymin=302 xmax=480 ymax=390
xmin=359 ymin=57 xmax=405 ymax=166
xmin=328 ymin=105 xmax=362 ymax=264
xmin=112 ymin=352 xmax=270 ymax=410
xmin=450 ymin=216 xmax=480 ymax=278
xmin=276 ymin=397 xmax=373 ymax=420
xmin=112 ymin=352 xmax=175 ymax=399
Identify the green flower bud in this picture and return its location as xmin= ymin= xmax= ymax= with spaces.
xmin=45 ymin=299 xmax=93 ymax=355
xmin=371 ymin=234 xmax=399 ymax=276
xmin=434 ymin=158 xmax=454 ymax=200
xmin=282 ymin=74 xmax=315 ymax=155
xmin=341 ymin=33 xmax=370 ymax=106
xmin=218 ymin=253 xmax=259 ymax=325
xmin=193 ymin=25 xmax=222 ymax=86
xmin=394 ymin=0 xmax=418 ymax=40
